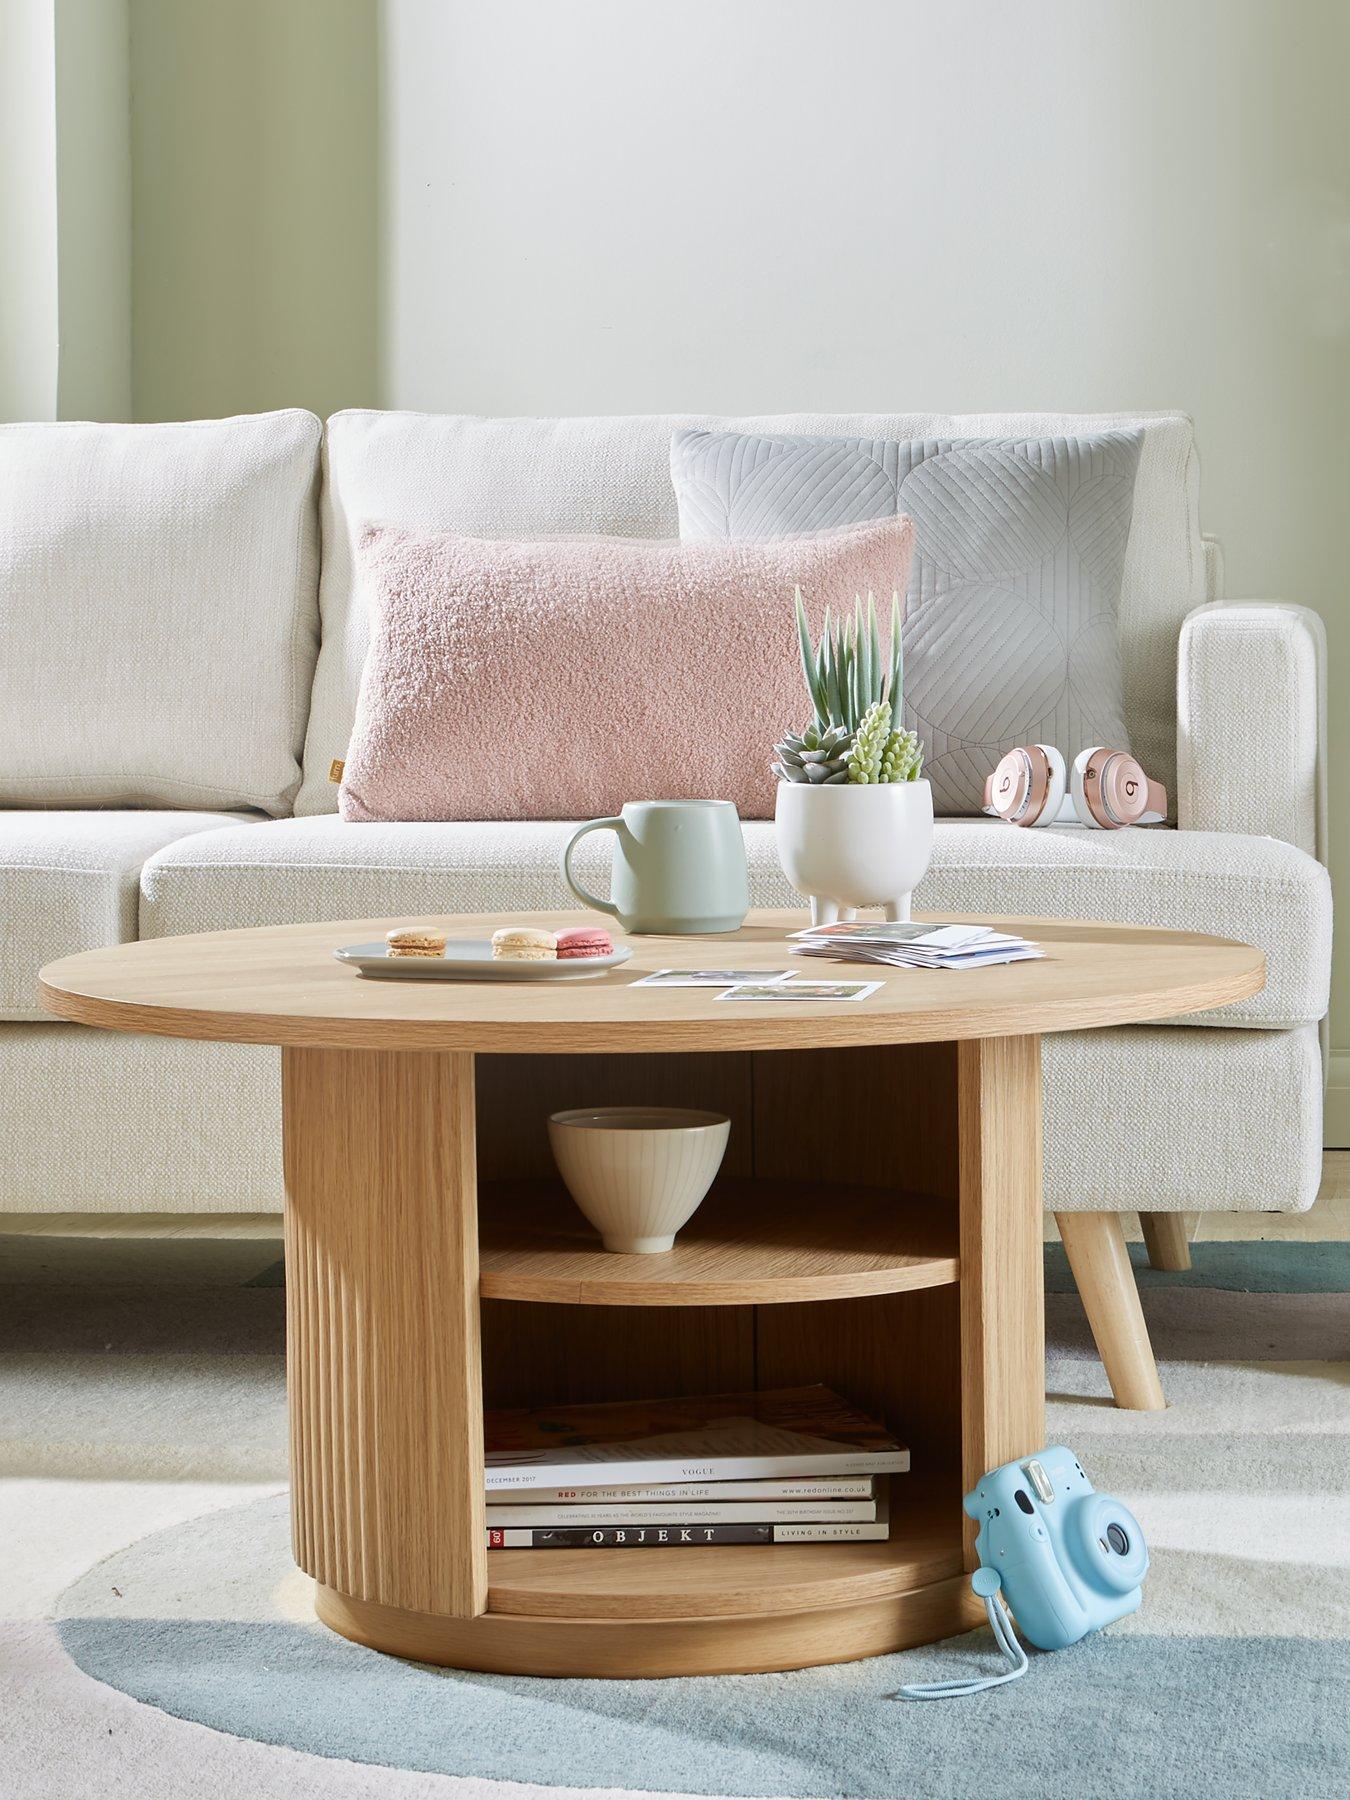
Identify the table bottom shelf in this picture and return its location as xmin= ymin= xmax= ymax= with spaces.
xmin=314 ymin=1485 xmax=973 ymax=1676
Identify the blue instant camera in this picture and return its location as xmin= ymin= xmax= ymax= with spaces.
xmin=964 ymin=1445 xmax=1148 ymax=1651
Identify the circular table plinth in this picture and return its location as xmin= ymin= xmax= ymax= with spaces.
xmin=315 ymin=1575 xmax=982 ymax=1678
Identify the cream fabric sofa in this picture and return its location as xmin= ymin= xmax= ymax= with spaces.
xmin=1 ymin=408 xmax=1331 ymax=1408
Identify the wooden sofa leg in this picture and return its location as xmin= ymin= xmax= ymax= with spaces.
xmin=1140 ymin=1211 xmax=1192 ymax=1271
xmin=1056 ymin=1212 xmax=1166 ymax=1411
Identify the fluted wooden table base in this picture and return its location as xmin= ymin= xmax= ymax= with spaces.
xmin=282 ymin=1037 xmax=1046 ymax=1677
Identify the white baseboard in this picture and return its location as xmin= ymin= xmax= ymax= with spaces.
xmin=1327 ymin=1051 xmax=1350 ymax=1149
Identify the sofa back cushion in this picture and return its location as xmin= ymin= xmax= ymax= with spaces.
xmin=671 ymin=429 xmax=1144 ymax=816
xmin=0 ymin=410 xmax=321 ymax=815
xmin=300 ymin=409 xmax=1201 ymax=815
xmin=339 ymin=518 xmax=914 ymax=823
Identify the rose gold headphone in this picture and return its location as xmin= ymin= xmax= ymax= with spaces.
xmin=982 ymin=745 xmax=1167 ymax=829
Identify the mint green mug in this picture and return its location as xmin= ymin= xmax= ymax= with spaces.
xmin=561 ymin=800 xmax=750 ymax=935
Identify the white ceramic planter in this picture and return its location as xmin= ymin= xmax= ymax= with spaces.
xmin=774 ymin=780 xmax=935 ymax=925
xmin=548 ymin=1106 xmax=731 ymax=1253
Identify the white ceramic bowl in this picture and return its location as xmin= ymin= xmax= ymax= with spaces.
xmin=547 ymin=1106 xmax=731 ymax=1253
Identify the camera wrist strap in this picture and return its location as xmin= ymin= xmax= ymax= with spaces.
xmin=890 ymin=1568 xmax=1029 ymax=1701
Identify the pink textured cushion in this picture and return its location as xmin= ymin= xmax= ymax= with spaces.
xmin=339 ymin=519 xmax=915 ymax=823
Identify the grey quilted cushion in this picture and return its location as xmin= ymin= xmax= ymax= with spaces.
xmin=672 ymin=430 xmax=1144 ymax=815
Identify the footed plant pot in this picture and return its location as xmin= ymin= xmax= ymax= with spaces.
xmin=774 ymin=780 xmax=934 ymax=925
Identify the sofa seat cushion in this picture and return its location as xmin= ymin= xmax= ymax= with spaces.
xmin=1 ymin=810 xmax=253 ymax=1021
xmin=139 ymin=816 xmax=1329 ymax=1030
xmin=1043 ymin=1022 xmax=1322 ymax=1213
xmin=918 ymin=821 xmax=1330 ymax=1030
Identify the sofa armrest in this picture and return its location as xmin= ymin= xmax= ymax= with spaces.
xmin=1176 ymin=601 xmax=1327 ymax=861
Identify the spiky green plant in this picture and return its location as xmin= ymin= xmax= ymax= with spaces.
xmin=774 ymin=588 xmax=925 ymax=784
xmin=794 ymin=588 xmax=902 ymax=736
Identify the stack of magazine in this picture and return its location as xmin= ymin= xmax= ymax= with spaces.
xmin=788 ymin=920 xmax=1043 ymax=971
xmin=483 ymin=1385 xmax=907 ymax=1548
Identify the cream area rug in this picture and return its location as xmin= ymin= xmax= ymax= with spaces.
xmin=2 ymin=1230 xmax=1347 ymax=1799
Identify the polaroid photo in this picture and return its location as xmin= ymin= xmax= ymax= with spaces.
xmin=716 ymin=980 xmax=882 ymax=1002
xmin=632 ymin=969 xmax=793 ymax=988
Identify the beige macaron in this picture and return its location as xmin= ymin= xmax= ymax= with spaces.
xmin=491 ymin=926 xmax=558 ymax=962
xmin=386 ymin=926 xmax=447 ymax=959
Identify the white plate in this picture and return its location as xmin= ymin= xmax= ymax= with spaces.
xmin=333 ymin=940 xmax=632 ymax=982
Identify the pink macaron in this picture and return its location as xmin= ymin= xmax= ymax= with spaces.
xmin=555 ymin=926 xmax=614 ymax=960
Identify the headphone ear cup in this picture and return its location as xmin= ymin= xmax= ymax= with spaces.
xmin=1075 ymin=746 xmax=1160 ymax=827
xmin=1070 ymin=747 xmax=1108 ymax=827
xmin=985 ymin=744 xmax=1071 ymax=825
xmin=1038 ymin=745 xmax=1069 ymax=825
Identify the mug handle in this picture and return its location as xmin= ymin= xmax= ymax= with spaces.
xmin=560 ymin=818 xmax=622 ymax=917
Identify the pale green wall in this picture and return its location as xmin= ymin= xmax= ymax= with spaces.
xmin=0 ymin=0 xmax=131 ymax=423
xmin=54 ymin=0 xmax=131 ymax=419
xmin=0 ymin=0 xmax=58 ymax=418
xmin=129 ymin=0 xmax=378 ymax=421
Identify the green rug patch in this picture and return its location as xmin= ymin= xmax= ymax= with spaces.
xmin=1045 ymin=1240 xmax=1350 ymax=1294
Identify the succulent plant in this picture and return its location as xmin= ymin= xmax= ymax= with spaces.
xmin=846 ymin=700 xmax=892 ymax=783
xmin=773 ymin=588 xmax=925 ymax=784
xmin=773 ymin=719 xmax=854 ymax=785
xmin=880 ymin=720 xmax=923 ymax=784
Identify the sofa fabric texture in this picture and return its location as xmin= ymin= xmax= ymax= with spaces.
xmin=671 ymin=429 xmax=1143 ymax=815
xmin=338 ymin=518 xmax=914 ymax=823
xmin=1042 ymin=1022 xmax=1323 ymax=1214
xmin=299 ymin=409 xmax=1201 ymax=814
xmin=0 ymin=810 xmax=250 ymax=1020
xmin=137 ymin=815 xmax=1328 ymax=1030
xmin=0 ymin=1018 xmax=1316 ymax=1214
xmin=0 ymin=1024 xmax=281 ymax=1212
xmin=0 ymin=411 xmax=321 ymax=815
xmin=1178 ymin=602 xmax=1327 ymax=860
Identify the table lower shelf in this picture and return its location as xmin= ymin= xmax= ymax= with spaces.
xmin=478 ymin=1177 xmax=959 ymax=1306
xmin=314 ymin=1483 xmax=974 ymax=1675
xmin=482 ymin=1480 xmax=960 ymax=1618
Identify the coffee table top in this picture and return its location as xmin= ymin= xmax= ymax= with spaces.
xmin=39 ymin=910 xmax=1264 ymax=1054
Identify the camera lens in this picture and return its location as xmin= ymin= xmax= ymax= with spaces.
xmin=1105 ymin=1522 xmax=1130 ymax=1556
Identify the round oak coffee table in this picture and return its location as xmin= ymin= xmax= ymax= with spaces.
xmin=41 ymin=910 xmax=1262 ymax=1677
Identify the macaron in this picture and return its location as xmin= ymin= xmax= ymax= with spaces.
xmin=491 ymin=926 xmax=558 ymax=962
xmin=555 ymin=926 xmax=614 ymax=960
xmin=386 ymin=926 xmax=446 ymax=958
